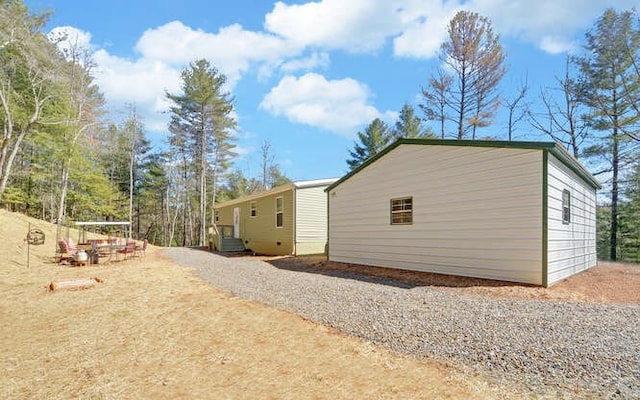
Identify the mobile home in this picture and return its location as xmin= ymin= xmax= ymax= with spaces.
xmin=213 ymin=178 xmax=337 ymax=256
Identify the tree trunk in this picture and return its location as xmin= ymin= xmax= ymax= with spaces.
xmin=0 ymin=128 xmax=27 ymax=198
xmin=457 ymin=69 xmax=467 ymax=140
xmin=210 ymin=165 xmax=217 ymax=227
xmin=0 ymin=85 xmax=14 ymax=199
xmin=199 ymin=131 xmax=206 ymax=247
xmin=0 ymin=83 xmax=43 ymax=200
xmin=181 ymin=151 xmax=187 ymax=247
xmin=57 ymin=161 xmax=71 ymax=223
xmin=128 ymin=135 xmax=134 ymax=239
xmin=49 ymin=277 xmax=103 ymax=291
xmin=610 ymin=133 xmax=619 ymax=261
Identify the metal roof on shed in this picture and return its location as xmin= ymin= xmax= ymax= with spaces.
xmin=326 ymin=139 xmax=601 ymax=192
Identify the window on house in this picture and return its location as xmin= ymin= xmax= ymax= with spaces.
xmin=390 ymin=197 xmax=413 ymax=225
xmin=214 ymin=210 xmax=219 ymax=223
xmin=276 ymin=197 xmax=284 ymax=227
xmin=250 ymin=201 xmax=257 ymax=217
xmin=562 ymin=190 xmax=571 ymax=224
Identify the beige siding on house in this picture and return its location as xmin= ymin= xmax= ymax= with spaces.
xmin=294 ymin=186 xmax=329 ymax=255
xmin=216 ymin=205 xmax=235 ymax=228
xmin=546 ymin=154 xmax=597 ymax=284
xmin=329 ymin=145 xmax=544 ymax=285
xmin=216 ymin=189 xmax=294 ymax=255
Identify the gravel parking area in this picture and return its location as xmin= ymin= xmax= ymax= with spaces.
xmin=164 ymin=248 xmax=640 ymax=399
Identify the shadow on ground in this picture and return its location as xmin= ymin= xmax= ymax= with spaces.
xmin=267 ymin=255 xmax=534 ymax=291
xmin=184 ymin=246 xmax=533 ymax=291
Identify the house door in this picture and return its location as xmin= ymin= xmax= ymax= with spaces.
xmin=233 ymin=207 xmax=240 ymax=239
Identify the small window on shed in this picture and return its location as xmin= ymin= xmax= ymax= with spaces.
xmin=390 ymin=197 xmax=413 ymax=225
xmin=276 ymin=197 xmax=284 ymax=228
xmin=214 ymin=210 xmax=219 ymax=223
xmin=250 ymin=201 xmax=257 ymax=217
xmin=562 ymin=190 xmax=571 ymax=224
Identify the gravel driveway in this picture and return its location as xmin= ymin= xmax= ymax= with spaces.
xmin=163 ymin=247 xmax=640 ymax=399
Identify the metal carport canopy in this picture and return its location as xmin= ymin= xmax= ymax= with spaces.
xmin=74 ymin=221 xmax=131 ymax=242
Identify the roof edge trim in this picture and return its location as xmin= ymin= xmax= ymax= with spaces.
xmin=326 ymin=138 xmax=600 ymax=192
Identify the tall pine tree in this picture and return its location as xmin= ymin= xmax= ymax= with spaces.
xmin=166 ymin=59 xmax=236 ymax=246
xmin=577 ymin=8 xmax=640 ymax=261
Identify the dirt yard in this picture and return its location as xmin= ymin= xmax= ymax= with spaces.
xmin=1 ymin=209 xmax=637 ymax=399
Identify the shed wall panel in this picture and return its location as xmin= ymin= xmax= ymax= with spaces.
xmin=295 ymin=186 xmax=329 ymax=255
xmin=546 ymin=154 xmax=597 ymax=284
xmin=329 ymin=145 xmax=544 ymax=285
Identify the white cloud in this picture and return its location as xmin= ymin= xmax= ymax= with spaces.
xmin=280 ymin=52 xmax=331 ymax=73
xmin=233 ymin=144 xmax=252 ymax=160
xmin=470 ymin=0 xmax=638 ymax=53
xmin=393 ymin=0 xmax=462 ymax=58
xmin=93 ymin=50 xmax=180 ymax=108
xmin=49 ymin=20 xmax=305 ymax=134
xmin=135 ymin=21 xmax=300 ymax=85
xmin=392 ymin=0 xmax=639 ymax=57
xmin=265 ymin=0 xmax=404 ymax=53
xmin=47 ymin=26 xmax=92 ymax=59
xmin=259 ymin=73 xmax=389 ymax=135
xmin=539 ymin=36 xmax=578 ymax=55
xmin=46 ymin=0 xmax=635 ymax=141
xmin=473 ymin=0 xmax=594 ymax=39
xmin=90 ymin=49 xmax=181 ymax=132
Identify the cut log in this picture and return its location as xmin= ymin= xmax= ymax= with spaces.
xmin=48 ymin=277 xmax=104 ymax=292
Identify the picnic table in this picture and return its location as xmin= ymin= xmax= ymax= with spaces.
xmin=80 ymin=240 xmax=131 ymax=263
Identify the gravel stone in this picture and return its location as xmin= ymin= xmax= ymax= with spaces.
xmin=164 ymin=248 xmax=640 ymax=399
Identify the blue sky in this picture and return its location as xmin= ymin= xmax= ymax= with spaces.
xmin=26 ymin=0 xmax=637 ymax=182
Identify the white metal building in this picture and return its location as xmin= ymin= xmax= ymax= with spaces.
xmin=326 ymin=139 xmax=600 ymax=287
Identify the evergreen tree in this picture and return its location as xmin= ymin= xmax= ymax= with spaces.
xmin=136 ymin=152 xmax=169 ymax=244
xmin=392 ymin=103 xmax=433 ymax=139
xmin=576 ymin=8 xmax=640 ymax=261
xmin=347 ymin=118 xmax=392 ymax=170
xmin=166 ymin=59 xmax=236 ymax=246
xmin=119 ymin=108 xmax=151 ymax=237
xmin=267 ymin=165 xmax=291 ymax=188
xmin=217 ymin=170 xmax=262 ymax=202
xmin=618 ymin=161 xmax=640 ymax=262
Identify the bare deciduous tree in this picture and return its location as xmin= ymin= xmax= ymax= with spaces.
xmin=502 ymin=77 xmax=529 ymax=141
xmin=529 ymin=59 xmax=587 ymax=158
xmin=421 ymin=69 xmax=452 ymax=139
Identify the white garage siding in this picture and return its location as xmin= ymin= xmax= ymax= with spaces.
xmin=546 ymin=153 xmax=598 ymax=285
xmin=329 ymin=144 xmax=545 ymax=285
xmin=295 ymin=185 xmax=331 ymax=255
